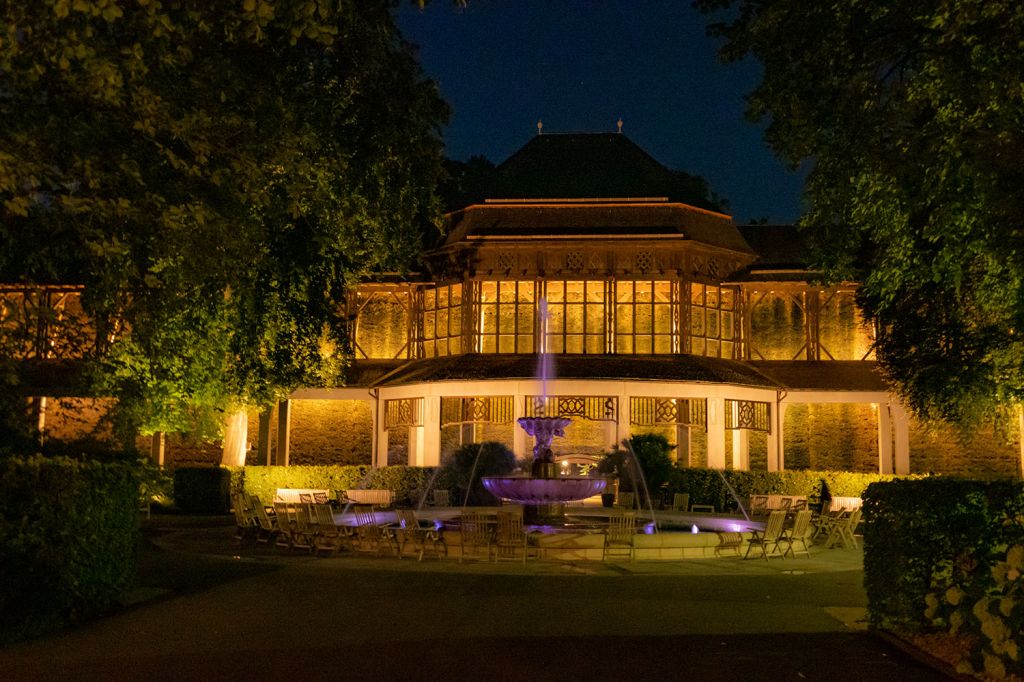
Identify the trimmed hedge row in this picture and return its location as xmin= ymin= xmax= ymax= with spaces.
xmin=665 ymin=468 xmax=901 ymax=511
xmin=173 ymin=467 xmax=232 ymax=514
xmin=863 ymin=478 xmax=1024 ymax=678
xmin=235 ymin=465 xmax=455 ymax=508
xmin=0 ymin=456 xmax=141 ymax=642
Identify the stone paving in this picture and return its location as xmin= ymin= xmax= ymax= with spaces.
xmin=0 ymin=519 xmax=948 ymax=681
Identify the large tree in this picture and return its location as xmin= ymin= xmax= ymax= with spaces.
xmin=0 ymin=1 xmax=447 ymax=442
xmin=698 ymin=0 xmax=1024 ymax=427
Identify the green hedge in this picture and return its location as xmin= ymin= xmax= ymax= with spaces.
xmin=665 ymin=468 xmax=901 ymax=511
xmin=863 ymin=478 xmax=1024 ymax=678
xmin=173 ymin=467 xmax=231 ymax=514
xmin=237 ymin=465 xmax=453 ymax=508
xmin=0 ymin=456 xmax=141 ymax=642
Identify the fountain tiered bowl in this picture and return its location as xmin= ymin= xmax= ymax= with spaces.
xmin=481 ymin=475 xmax=607 ymax=504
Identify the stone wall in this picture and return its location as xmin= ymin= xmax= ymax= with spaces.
xmin=289 ymin=400 xmax=372 ymax=465
xmin=783 ymin=403 xmax=879 ymax=472
xmin=908 ymin=415 xmax=1019 ymax=478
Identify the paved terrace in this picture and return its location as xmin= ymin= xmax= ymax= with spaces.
xmin=0 ymin=517 xmax=948 ymax=681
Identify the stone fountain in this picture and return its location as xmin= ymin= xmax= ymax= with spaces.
xmin=482 ymin=416 xmax=607 ymax=525
xmin=482 ymin=299 xmax=606 ymax=524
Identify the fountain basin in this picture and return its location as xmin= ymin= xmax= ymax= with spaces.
xmin=482 ymin=476 xmax=607 ymax=504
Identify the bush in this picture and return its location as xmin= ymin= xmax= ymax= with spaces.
xmin=862 ymin=478 xmax=1024 ymax=677
xmin=442 ymin=441 xmax=516 ymax=506
xmin=663 ymin=468 xmax=901 ymax=512
xmin=0 ymin=455 xmax=141 ymax=642
xmin=173 ymin=466 xmax=231 ymax=514
xmin=235 ymin=465 xmax=448 ymax=508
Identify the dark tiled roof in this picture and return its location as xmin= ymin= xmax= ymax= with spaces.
xmin=488 ymin=133 xmax=722 ymax=211
xmin=747 ymin=361 xmax=889 ymax=392
xmin=444 ymin=201 xmax=753 ymax=254
xmin=367 ymin=354 xmax=779 ymax=388
xmin=342 ymin=359 xmax=409 ymax=387
xmin=737 ymin=225 xmax=808 ymax=268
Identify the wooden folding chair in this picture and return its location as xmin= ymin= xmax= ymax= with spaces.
xmin=603 ymin=511 xmax=637 ymax=561
xmin=494 ymin=507 xmax=530 ymax=564
xmin=744 ymin=510 xmax=787 ymax=560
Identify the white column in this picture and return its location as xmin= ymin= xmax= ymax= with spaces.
xmin=220 ymin=410 xmax=248 ymax=466
xmin=616 ymin=393 xmax=631 ymax=449
xmin=150 ymin=431 xmax=165 ymax=467
xmin=276 ymin=399 xmax=291 ymax=466
xmin=768 ymin=402 xmax=786 ymax=472
xmin=731 ymin=429 xmax=749 ymax=471
xmin=421 ymin=395 xmax=441 ymax=466
xmin=676 ymin=425 xmax=692 ymax=467
xmin=891 ymin=401 xmax=910 ymax=475
xmin=513 ymin=392 xmax=528 ymax=460
xmin=368 ymin=397 xmax=379 ymax=468
xmin=707 ymin=397 xmax=726 ymax=469
xmin=877 ymin=402 xmax=893 ymax=474
xmin=374 ymin=401 xmax=389 ymax=468
xmin=408 ymin=425 xmax=425 ymax=466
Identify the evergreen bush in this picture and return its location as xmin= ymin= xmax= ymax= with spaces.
xmin=0 ymin=456 xmax=141 ymax=642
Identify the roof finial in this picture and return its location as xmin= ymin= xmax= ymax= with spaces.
xmin=617 ymin=118 xmax=623 ymax=134
xmin=537 ymin=119 xmax=543 ymax=135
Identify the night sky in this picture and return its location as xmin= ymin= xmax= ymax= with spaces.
xmin=396 ymin=1 xmax=807 ymax=225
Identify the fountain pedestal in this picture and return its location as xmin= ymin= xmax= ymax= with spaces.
xmin=481 ymin=416 xmax=606 ymax=526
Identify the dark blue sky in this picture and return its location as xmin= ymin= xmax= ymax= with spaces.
xmin=396 ymin=1 xmax=806 ymax=224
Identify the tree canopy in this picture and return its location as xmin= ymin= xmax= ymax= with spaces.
xmin=698 ymin=0 xmax=1024 ymax=426
xmin=0 ymin=1 xmax=447 ymax=440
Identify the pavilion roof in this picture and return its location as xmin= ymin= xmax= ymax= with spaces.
xmin=443 ymin=199 xmax=754 ymax=255
xmin=746 ymin=361 xmax=889 ymax=392
xmin=487 ymin=132 xmax=721 ymax=210
xmin=367 ymin=353 xmax=778 ymax=389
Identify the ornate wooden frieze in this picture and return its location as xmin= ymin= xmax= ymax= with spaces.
xmin=524 ymin=395 xmax=618 ymax=422
xmin=724 ymin=399 xmax=771 ymax=433
xmin=440 ymin=396 xmax=515 ymax=427
xmin=384 ymin=398 xmax=423 ymax=429
xmin=629 ymin=397 xmax=708 ymax=429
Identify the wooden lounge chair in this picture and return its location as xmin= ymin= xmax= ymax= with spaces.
xmin=493 ymin=507 xmax=530 ymax=564
xmin=616 ymin=491 xmax=635 ymax=509
xmin=825 ymin=508 xmax=862 ymax=549
xmin=273 ymin=502 xmax=294 ymax=551
xmin=603 ymin=511 xmax=637 ymax=561
xmin=744 ymin=510 xmax=787 ymax=560
xmin=352 ymin=504 xmax=397 ymax=556
xmin=311 ymin=503 xmax=348 ymax=555
xmin=289 ymin=503 xmax=315 ymax=553
xmin=429 ymin=489 xmax=450 ymax=507
xmin=395 ymin=509 xmax=446 ymax=561
xmin=670 ymin=492 xmax=690 ymax=512
xmin=715 ymin=531 xmax=744 ymax=556
xmin=779 ymin=509 xmax=813 ymax=558
xmin=254 ymin=503 xmax=279 ymax=545
xmin=749 ymin=494 xmax=769 ymax=518
xmin=459 ymin=510 xmax=493 ymax=563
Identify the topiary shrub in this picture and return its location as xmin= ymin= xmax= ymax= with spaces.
xmin=442 ymin=441 xmax=516 ymax=506
xmin=863 ymin=478 xmax=1024 ymax=678
xmin=173 ymin=466 xmax=231 ymax=514
xmin=0 ymin=455 xmax=141 ymax=643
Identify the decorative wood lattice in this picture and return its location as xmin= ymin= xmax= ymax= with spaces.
xmin=629 ymin=397 xmax=707 ymax=429
xmin=724 ymin=399 xmax=771 ymax=433
xmin=497 ymin=252 xmax=516 ymax=271
xmin=384 ymin=398 xmax=423 ymax=429
xmin=565 ymin=251 xmax=585 ymax=270
xmin=635 ymin=251 xmax=653 ymax=272
xmin=440 ymin=396 xmax=515 ymax=426
xmin=524 ymin=396 xmax=618 ymax=422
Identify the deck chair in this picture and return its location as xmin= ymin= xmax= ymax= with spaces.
xmin=231 ymin=494 xmax=256 ymax=545
xmin=779 ymin=509 xmax=812 ymax=558
xmin=670 ymin=493 xmax=690 ymax=512
xmin=395 ymin=509 xmax=446 ymax=561
xmin=273 ymin=502 xmax=295 ymax=551
xmin=429 ymin=489 xmax=450 ymax=507
xmin=254 ymin=503 xmax=279 ymax=545
xmin=616 ymin=491 xmax=635 ymax=509
xmin=289 ymin=503 xmax=315 ymax=553
xmin=811 ymin=508 xmax=846 ymax=542
xmin=825 ymin=508 xmax=862 ymax=549
xmin=313 ymin=491 xmax=330 ymax=505
xmin=749 ymin=494 xmax=769 ymax=518
xmin=715 ymin=532 xmax=744 ymax=557
xmin=603 ymin=511 xmax=637 ymax=561
xmin=493 ymin=507 xmax=530 ymax=564
xmin=311 ymin=503 xmax=348 ymax=555
xmin=744 ymin=510 xmax=787 ymax=560
xmin=459 ymin=511 xmax=493 ymax=563
xmin=353 ymin=504 xmax=397 ymax=556
xmin=690 ymin=504 xmax=715 ymax=513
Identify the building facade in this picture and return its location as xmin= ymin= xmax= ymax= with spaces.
xmin=8 ymin=133 xmax=1022 ymax=475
